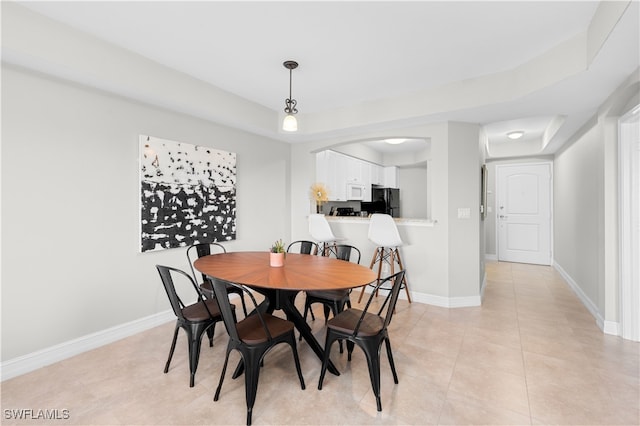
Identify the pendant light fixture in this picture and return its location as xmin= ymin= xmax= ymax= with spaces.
xmin=282 ymin=60 xmax=299 ymax=132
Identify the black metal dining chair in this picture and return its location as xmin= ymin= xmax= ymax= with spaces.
xmin=187 ymin=242 xmax=248 ymax=317
xmin=156 ymin=265 xmax=232 ymax=387
xmin=301 ymin=244 xmax=361 ymax=324
xmin=318 ymin=270 xmax=405 ymax=412
xmin=287 ymin=240 xmax=319 ymax=256
xmin=210 ymin=277 xmax=306 ymax=426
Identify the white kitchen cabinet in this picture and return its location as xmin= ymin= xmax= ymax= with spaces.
xmin=361 ymin=163 xmax=372 ymax=202
xmin=316 ymin=151 xmax=329 ymax=187
xmin=317 ymin=150 xmax=393 ymax=201
xmin=370 ymin=163 xmax=384 ymax=186
xmin=333 ymin=153 xmax=347 ymax=200
xmin=384 ymin=166 xmax=398 ymax=188
xmin=345 ymin=155 xmax=363 ymax=183
xmin=316 ymin=150 xmax=347 ymax=201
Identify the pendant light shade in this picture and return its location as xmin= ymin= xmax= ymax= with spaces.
xmin=283 ymin=114 xmax=298 ymax=132
xmin=282 ymin=60 xmax=299 ymax=132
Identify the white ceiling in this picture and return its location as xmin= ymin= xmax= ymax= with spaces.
xmin=16 ymin=1 xmax=640 ymax=157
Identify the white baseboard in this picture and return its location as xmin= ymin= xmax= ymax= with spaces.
xmin=414 ymin=292 xmax=482 ymax=308
xmin=603 ymin=320 xmax=621 ymax=336
xmin=553 ymin=261 xmax=620 ymax=336
xmin=359 ymin=286 xmax=481 ymax=308
xmin=1 ymin=310 xmax=175 ymax=382
xmin=485 ymin=254 xmax=498 ymax=261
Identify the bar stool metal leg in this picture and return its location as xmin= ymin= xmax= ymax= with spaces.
xmin=359 ymin=246 xmax=411 ymax=303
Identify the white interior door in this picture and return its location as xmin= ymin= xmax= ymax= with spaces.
xmin=497 ymin=163 xmax=552 ymax=265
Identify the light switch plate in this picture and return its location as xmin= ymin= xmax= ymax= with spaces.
xmin=457 ymin=207 xmax=471 ymax=219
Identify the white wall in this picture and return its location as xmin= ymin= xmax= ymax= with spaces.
xmin=553 ymin=70 xmax=639 ymax=333
xmin=397 ymin=166 xmax=428 ymax=218
xmin=1 ymin=66 xmax=291 ymax=361
xmin=554 ymin=125 xmax=604 ymax=310
xmin=447 ymin=122 xmax=483 ymax=297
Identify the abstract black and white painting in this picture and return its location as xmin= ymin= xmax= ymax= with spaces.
xmin=139 ymin=135 xmax=236 ymax=252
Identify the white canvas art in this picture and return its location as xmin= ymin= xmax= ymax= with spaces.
xmin=139 ymin=135 xmax=236 ymax=252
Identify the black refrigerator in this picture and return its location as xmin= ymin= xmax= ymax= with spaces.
xmin=370 ymin=186 xmax=400 ymax=217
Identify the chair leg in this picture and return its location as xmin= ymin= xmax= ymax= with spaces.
xmin=346 ymin=341 xmax=355 ymax=361
xmin=361 ymin=339 xmax=383 ymax=412
xmin=318 ymin=332 xmax=337 ymax=390
xmin=243 ymin=350 xmax=262 ymax=426
xmin=309 ymin=301 xmax=316 ymax=321
xmin=164 ymin=324 xmax=180 ymax=374
xmin=384 ymin=337 xmax=399 ymax=384
xmin=187 ymin=325 xmax=207 ymax=388
xmin=302 ymin=300 xmax=310 ymax=322
xmin=323 ymin=305 xmax=331 ymax=323
xmin=214 ymin=347 xmax=232 ymax=401
xmin=287 ymin=334 xmax=306 ymax=390
xmin=330 ymin=303 xmax=344 ymax=354
xmin=206 ymin=323 xmax=215 ymax=347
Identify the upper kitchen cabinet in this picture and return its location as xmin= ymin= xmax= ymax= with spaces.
xmin=316 ymin=150 xmax=347 ymax=201
xmin=316 ymin=150 xmax=372 ymax=201
xmin=370 ymin=163 xmax=384 ymax=186
xmin=384 ymin=166 xmax=398 ymax=188
xmin=345 ymin=156 xmax=364 ymax=183
xmin=316 ymin=150 xmax=397 ymax=201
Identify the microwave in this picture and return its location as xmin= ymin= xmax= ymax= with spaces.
xmin=346 ymin=183 xmax=366 ymax=200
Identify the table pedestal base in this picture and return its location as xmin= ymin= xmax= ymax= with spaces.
xmin=232 ymin=288 xmax=340 ymax=379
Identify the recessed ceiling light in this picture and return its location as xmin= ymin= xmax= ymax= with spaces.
xmin=385 ymin=138 xmax=406 ymax=145
xmin=507 ymin=131 xmax=524 ymax=140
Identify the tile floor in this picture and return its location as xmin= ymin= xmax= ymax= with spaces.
xmin=2 ymin=261 xmax=639 ymax=425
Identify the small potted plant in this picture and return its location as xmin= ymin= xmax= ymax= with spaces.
xmin=269 ymin=239 xmax=286 ymax=267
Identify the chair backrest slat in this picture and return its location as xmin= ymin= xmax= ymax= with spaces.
xmin=352 ymin=270 xmax=405 ymax=336
xmin=156 ymin=265 xmax=213 ymax=321
xmin=287 ymin=240 xmax=318 ymax=255
xmin=210 ymin=278 xmax=241 ymax=341
xmin=210 ymin=277 xmax=274 ymax=343
xmin=331 ymin=244 xmax=361 ymax=264
xmin=187 ymin=242 xmax=226 ymax=283
xmin=381 ymin=270 xmax=404 ymax=329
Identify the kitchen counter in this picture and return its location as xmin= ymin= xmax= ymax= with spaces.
xmin=298 ymin=214 xmax=481 ymax=309
xmin=325 ymin=216 xmax=437 ymax=227
xmin=320 ymin=216 xmax=447 ymax=306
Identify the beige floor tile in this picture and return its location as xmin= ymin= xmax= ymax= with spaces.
xmin=447 ymin=361 xmax=530 ymax=415
xmin=438 ymin=390 xmax=531 ymax=425
xmin=456 ymin=333 xmax=525 ymax=376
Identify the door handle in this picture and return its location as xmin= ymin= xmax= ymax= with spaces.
xmin=499 ymin=215 xmax=508 ymax=219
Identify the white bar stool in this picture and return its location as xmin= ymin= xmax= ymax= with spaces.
xmin=358 ymin=213 xmax=411 ymax=303
xmin=308 ymin=214 xmax=344 ymax=256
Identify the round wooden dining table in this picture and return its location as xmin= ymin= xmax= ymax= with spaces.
xmin=194 ymin=251 xmax=377 ymax=375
